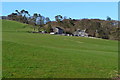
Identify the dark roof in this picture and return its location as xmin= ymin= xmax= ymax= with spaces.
xmin=55 ymin=27 xmax=63 ymax=30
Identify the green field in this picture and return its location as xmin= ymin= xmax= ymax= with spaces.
xmin=2 ymin=20 xmax=118 ymax=78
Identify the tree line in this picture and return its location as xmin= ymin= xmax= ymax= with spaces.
xmin=4 ymin=9 xmax=120 ymax=40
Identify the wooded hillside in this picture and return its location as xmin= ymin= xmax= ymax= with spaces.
xmin=2 ymin=9 xmax=119 ymax=40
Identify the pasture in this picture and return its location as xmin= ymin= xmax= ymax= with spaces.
xmin=2 ymin=20 xmax=118 ymax=78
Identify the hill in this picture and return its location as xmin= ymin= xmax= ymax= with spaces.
xmin=2 ymin=20 xmax=118 ymax=78
xmin=6 ymin=10 xmax=119 ymax=40
xmin=44 ymin=19 xmax=119 ymax=40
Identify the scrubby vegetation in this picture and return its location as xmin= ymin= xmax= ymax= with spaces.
xmin=2 ymin=9 xmax=119 ymax=40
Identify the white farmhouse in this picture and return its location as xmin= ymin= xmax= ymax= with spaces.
xmin=73 ymin=29 xmax=88 ymax=37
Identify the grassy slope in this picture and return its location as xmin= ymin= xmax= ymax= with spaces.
xmin=2 ymin=20 xmax=118 ymax=78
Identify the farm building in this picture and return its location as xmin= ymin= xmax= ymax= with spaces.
xmin=73 ymin=29 xmax=88 ymax=37
xmin=50 ymin=27 xmax=64 ymax=34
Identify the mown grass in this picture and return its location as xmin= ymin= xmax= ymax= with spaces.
xmin=2 ymin=20 xmax=118 ymax=78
